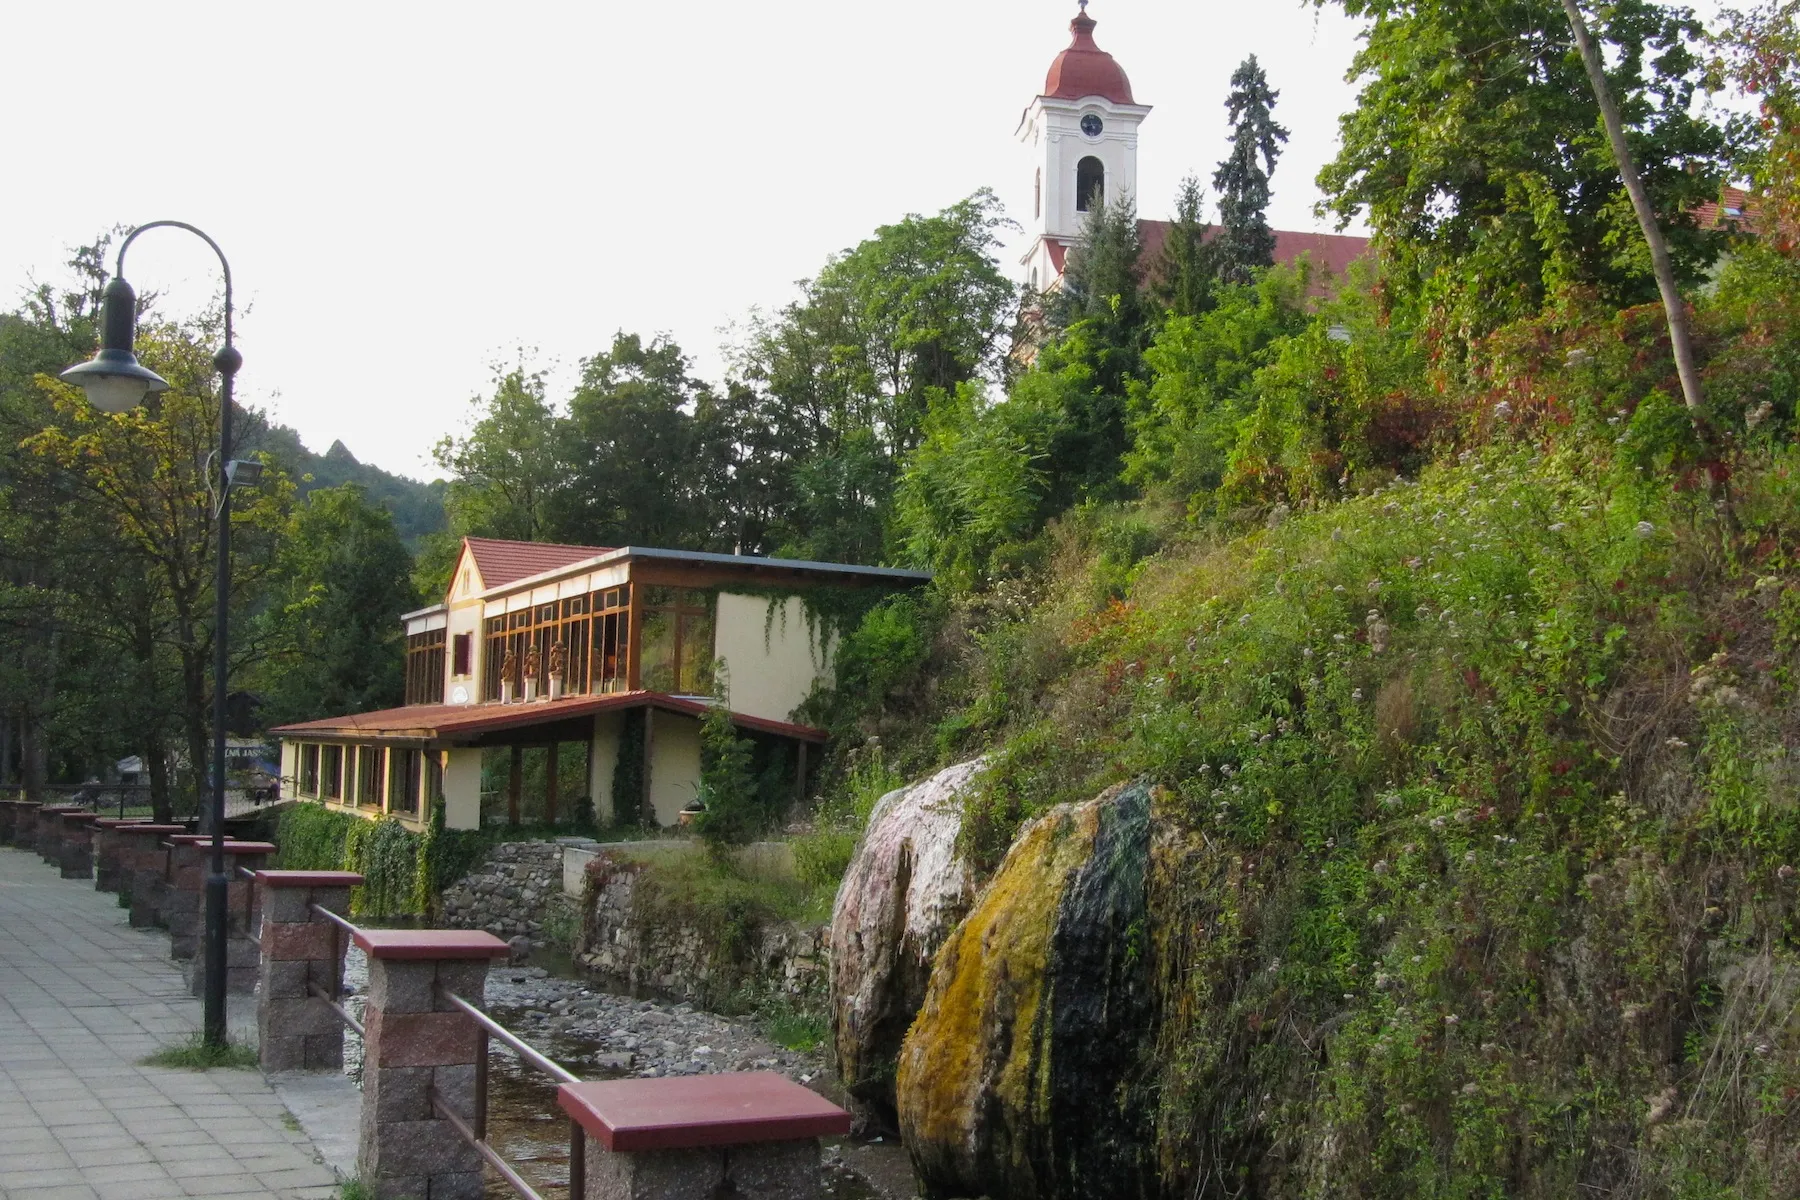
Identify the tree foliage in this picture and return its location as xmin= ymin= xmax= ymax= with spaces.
xmin=257 ymin=484 xmax=415 ymax=728
xmin=1317 ymin=0 xmax=1736 ymax=330
xmin=1212 ymin=55 xmax=1290 ymax=285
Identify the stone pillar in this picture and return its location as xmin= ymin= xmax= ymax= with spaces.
xmin=176 ymin=841 xmax=276 ymax=997
xmin=115 ymin=825 xmax=186 ymax=928
xmin=8 ymin=802 xmax=36 ymax=849
xmin=37 ymin=806 xmax=80 ymax=863
xmin=357 ymin=928 xmax=510 ymax=1200
xmin=58 ymin=811 xmax=102 ymax=879
xmin=558 ymin=1073 xmax=849 ymax=1200
xmin=91 ymin=818 xmax=147 ymax=892
xmin=255 ymin=870 xmax=363 ymax=1072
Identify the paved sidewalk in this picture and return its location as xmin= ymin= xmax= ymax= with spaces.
xmin=0 ymin=846 xmax=341 ymax=1200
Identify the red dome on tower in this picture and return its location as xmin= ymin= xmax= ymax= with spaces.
xmin=1043 ymin=6 xmax=1135 ymax=105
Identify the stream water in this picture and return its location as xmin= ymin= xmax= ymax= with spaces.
xmin=340 ymin=947 xmax=892 ymax=1199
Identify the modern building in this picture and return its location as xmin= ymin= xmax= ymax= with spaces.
xmin=1019 ymin=4 xmax=1370 ymax=297
xmin=271 ymin=538 xmax=928 ymax=831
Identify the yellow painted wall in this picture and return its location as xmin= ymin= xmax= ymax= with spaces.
xmin=588 ymin=710 xmax=625 ymax=824
xmin=648 ymin=711 xmax=703 ymax=826
xmin=442 ymin=748 xmax=482 ymax=830
xmin=713 ymin=593 xmax=834 ymax=724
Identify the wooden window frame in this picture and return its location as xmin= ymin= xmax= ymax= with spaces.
xmin=299 ymin=744 xmax=320 ymax=798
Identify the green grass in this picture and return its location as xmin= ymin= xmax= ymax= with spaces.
xmin=139 ymin=1035 xmax=259 ymax=1071
xmin=335 ymin=1180 xmax=371 ymax=1200
xmin=759 ymin=996 xmax=829 ymax=1053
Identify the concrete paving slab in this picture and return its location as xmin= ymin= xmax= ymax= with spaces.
xmin=0 ymin=848 xmax=342 ymax=1200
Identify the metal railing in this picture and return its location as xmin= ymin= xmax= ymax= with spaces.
xmin=304 ymin=905 xmax=582 ymax=1200
xmin=308 ymin=904 xmax=366 ymax=1036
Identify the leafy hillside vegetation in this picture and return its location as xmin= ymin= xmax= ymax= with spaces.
xmin=793 ymin=4 xmax=1800 ymax=1192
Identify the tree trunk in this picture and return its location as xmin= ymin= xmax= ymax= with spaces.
xmin=21 ymin=716 xmax=46 ymax=805
xmin=147 ymin=744 xmax=173 ymax=825
xmin=1560 ymin=0 xmax=1705 ymax=411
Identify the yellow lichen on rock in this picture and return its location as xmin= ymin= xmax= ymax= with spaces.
xmin=896 ymin=789 xmax=1114 ymax=1197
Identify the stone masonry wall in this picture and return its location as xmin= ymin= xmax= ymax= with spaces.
xmin=440 ymin=842 xmax=564 ymax=944
xmin=574 ymin=852 xmax=828 ymax=1005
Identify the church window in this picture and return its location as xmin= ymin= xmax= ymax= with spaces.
xmin=1076 ymin=157 xmax=1105 ymax=212
xmin=1035 ymin=168 xmax=1042 ymax=219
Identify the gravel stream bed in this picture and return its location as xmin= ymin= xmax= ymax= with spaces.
xmin=338 ymin=949 xmax=895 ymax=1198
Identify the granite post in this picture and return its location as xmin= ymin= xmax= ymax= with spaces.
xmin=356 ymin=928 xmax=510 ymax=1200
xmin=174 ymin=840 xmax=275 ymax=997
xmin=254 ymin=870 xmax=364 ymax=1072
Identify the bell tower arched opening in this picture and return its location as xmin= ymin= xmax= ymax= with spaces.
xmin=1076 ymin=156 xmax=1105 ymax=212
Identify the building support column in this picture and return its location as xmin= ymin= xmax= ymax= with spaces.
xmin=508 ymin=745 xmax=522 ymax=827
xmin=640 ymin=709 xmax=655 ymax=828
xmin=441 ymin=748 xmax=482 ymax=831
xmin=545 ymin=742 xmax=559 ymax=828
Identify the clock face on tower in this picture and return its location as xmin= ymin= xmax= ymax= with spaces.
xmin=1080 ymin=114 xmax=1104 ymax=137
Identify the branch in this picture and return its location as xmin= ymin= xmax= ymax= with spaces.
xmin=1559 ymin=0 xmax=1705 ymax=413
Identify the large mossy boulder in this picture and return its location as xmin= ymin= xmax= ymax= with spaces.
xmin=897 ymin=781 xmax=1159 ymax=1200
xmin=830 ymin=758 xmax=985 ymax=1131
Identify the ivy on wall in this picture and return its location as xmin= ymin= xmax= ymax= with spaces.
xmin=275 ymin=800 xmax=501 ymax=918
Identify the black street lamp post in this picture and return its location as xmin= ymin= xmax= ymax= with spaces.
xmin=61 ymin=221 xmax=250 ymax=1048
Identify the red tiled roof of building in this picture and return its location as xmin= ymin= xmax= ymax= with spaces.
xmin=1137 ymin=220 xmax=1372 ymax=297
xmin=269 ymin=691 xmax=829 ymax=744
xmin=1038 ymin=222 xmax=1371 ymax=299
xmin=1692 ymin=185 xmax=1761 ymax=232
xmin=463 ymin=537 xmax=612 ymax=590
xmin=1044 ymin=9 xmax=1135 ymax=105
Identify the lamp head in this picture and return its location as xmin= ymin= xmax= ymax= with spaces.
xmin=59 ymin=276 xmax=169 ymax=412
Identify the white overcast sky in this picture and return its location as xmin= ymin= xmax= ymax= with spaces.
xmin=0 ymin=0 xmax=1726 ymax=479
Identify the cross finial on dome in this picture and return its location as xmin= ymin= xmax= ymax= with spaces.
xmin=1078 ymin=0 xmax=1088 ymax=10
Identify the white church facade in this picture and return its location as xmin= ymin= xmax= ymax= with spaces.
xmin=1020 ymin=4 xmax=1369 ymax=296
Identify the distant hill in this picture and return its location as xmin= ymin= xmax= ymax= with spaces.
xmin=256 ymin=423 xmax=447 ymax=547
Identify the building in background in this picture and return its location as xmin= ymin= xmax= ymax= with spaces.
xmin=1018 ymin=5 xmax=1370 ymax=297
xmin=271 ymin=538 xmax=927 ymax=831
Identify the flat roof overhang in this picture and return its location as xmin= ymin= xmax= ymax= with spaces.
xmin=268 ymin=690 xmax=829 ymax=749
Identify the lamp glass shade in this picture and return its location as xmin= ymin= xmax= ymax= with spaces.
xmin=59 ymin=350 xmax=170 ymax=413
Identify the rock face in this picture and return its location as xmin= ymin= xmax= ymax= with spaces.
xmin=576 ymin=851 xmax=829 ymax=1004
xmin=441 ymin=841 xmax=565 ymax=944
xmin=897 ymin=781 xmax=1157 ymax=1200
xmin=830 ymin=758 xmax=986 ymax=1131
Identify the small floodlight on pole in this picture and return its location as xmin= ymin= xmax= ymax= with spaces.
xmin=60 ymin=221 xmax=249 ymax=1049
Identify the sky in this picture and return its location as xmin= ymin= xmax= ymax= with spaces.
xmin=3 ymin=1 xmax=1378 ymax=479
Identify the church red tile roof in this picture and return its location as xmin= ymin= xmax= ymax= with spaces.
xmin=1044 ymin=9 xmax=1135 ymax=105
xmin=464 ymin=537 xmax=612 ymax=590
xmin=1040 ymin=222 xmax=1371 ymax=298
xmin=1137 ymin=221 xmax=1372 ymax=297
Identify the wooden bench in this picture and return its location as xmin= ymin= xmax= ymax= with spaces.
xmin=558 ymin=1071 xmax=851 ymax=1199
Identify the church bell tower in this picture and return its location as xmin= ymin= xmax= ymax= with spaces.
xmin=1018 ymin=3 xmax=1152 ymax=292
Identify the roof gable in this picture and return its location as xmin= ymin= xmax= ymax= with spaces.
xmin=460 ymin=537 xmax=614 ymax=593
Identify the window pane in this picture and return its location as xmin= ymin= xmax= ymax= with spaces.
xmin=679 ymin=609 xmax=716 ymax=695
xmin=640 ymin=609 xmax=676 ymax=693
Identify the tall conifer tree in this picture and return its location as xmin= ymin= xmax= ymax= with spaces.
xmin=1155 ymin=175 xmax=1214 ymax=316
xmin=1211 ymin=55 xmax=1289 ymax=285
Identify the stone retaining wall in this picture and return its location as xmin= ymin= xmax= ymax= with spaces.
xmin=573 ymin=851 xmax=828 ymax=1005
xmin=440 ymin=841 xmax=565 ymax=943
